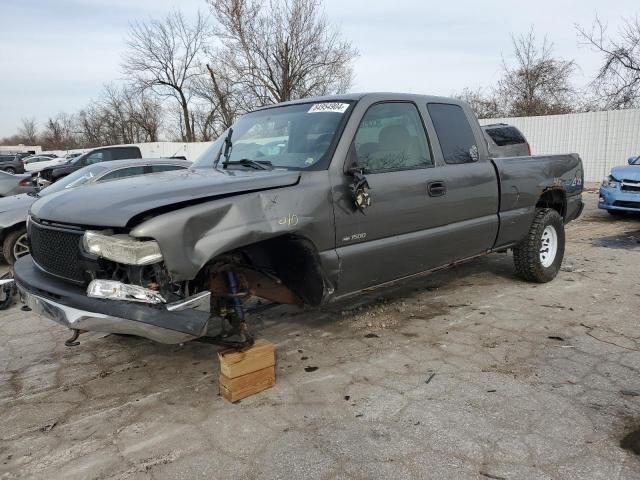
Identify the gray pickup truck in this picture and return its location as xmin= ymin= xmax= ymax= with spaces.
xmin=14 ymin=93 xmax=584 ymax=348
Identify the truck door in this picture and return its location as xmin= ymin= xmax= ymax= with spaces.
xmin=422 ymin=102 xmax=499 ymax=259
xmin=332 ymin=101 xmax=499 ymax=296
xmin=332 ymin=101 xmax=444 ymax=294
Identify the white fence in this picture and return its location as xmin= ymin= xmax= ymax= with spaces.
xmin=479 ymin=109 xmax=640 ymax=183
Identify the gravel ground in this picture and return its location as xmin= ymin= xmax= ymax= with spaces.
xmin=2 ymin=191 xmax=640 ymax=479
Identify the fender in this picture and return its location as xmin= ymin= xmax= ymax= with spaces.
xmin=129 ymin=171 xmax=336 ymax=283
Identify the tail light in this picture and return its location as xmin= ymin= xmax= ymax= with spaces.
xmin=527 ymin=143 xmax=532 ymax=156
xmin=18 ymin=179 xmax=31 ymax=187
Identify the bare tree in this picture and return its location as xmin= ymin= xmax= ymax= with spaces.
xmin=497 ymin=29 xmax=577 ymax=117
xmin=191 ymin=55 xmax=252 ymax=139
xmin=454 ymin=87 xmax=503 ymax=119
xmin=41 ymin=113 xmax=79 ymax=150
xmin=577 ymin=16 xmax=640 ymax=109
xmin=122 ymin=10 xmax=210 ymax=141
xmin=129 ymin=92 xmax=163 ymax=142
xmin=18 ymin=117 xmax=38 ymax=144
xmin=207 ymin=0 xmax=358 ymax=106
xmin=77 ymin=84 xmax=164 ymax=146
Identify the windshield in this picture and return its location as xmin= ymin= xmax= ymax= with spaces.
xmin=630 ymin=156 xmax=640 ymax=165
xmin=192 ymin=101 xmax=353 ymax=170
xmin=39 ymin=164 xmax=107 ymax=196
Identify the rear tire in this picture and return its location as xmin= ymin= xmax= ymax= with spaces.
xmin=3 ymin=227 xmax=29 ymax=265
xmin=513 ymin=208 xmax=565 ymax=283
xmin=4 ymin=167 xmax=16 ymax=175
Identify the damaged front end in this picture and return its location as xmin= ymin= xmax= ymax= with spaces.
xmin=14 ymin=218 xmax=309 ymax=347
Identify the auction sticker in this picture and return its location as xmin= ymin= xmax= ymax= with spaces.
xmin=308 ymin=102 xmax=350 ymax=114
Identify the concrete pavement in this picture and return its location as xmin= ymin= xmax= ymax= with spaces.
xmin=1 ymin=192 xmax=640 ymax=479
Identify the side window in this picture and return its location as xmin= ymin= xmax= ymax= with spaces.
xmin=99 ymin=166 xmax=145 ymax=181
xmin=150 ymin=164 xmax=187 ymax=173
xmin=112 ymin=147 xmax=142 ymax=160
xmin=85 ymin=151 xmax=105 ymax=165
xmin=427 ymin=103 xmax=478 ymax=164
xmin=351 ymin=102 xmax=432 ymax=172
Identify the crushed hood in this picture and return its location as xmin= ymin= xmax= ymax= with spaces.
xmin=611 ymin=165 xmax=640 ymax=182
xmin=30 ymin=168 xmax=301 ymax=227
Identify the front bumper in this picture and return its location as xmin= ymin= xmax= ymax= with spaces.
xmin=599 ymin=187 xmax=640 ymax=213
xmin=14 ymin=256 xmax=213 ymax=344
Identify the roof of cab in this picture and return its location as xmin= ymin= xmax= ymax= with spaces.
xmin=254 ymin=92 xmax=468 ymax=111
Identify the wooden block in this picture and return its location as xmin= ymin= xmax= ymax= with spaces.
xmin=219 ymin=365 xmax=275 ymax=402
xmin=218 ymin=339 xmax=275 ymax=379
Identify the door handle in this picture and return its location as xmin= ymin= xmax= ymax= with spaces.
xmin=427 ymin=181 xmax=447 ymax=197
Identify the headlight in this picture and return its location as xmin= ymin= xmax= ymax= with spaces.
xmin=83 ymin=231 xmax=163 ymax=265
xmin=87 ymin=280 xmax=165 ymax=304
xmin=601 ymin=175 xmax=619 ymax=188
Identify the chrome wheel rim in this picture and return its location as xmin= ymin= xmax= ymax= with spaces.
xmin=13 ymin=233 xmax=29 ymax=260
xmin=539 ymin=225 xmax=558 ymax=268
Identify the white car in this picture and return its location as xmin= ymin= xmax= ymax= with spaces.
xmin=24 ymin=156 xmax=68 ymax=173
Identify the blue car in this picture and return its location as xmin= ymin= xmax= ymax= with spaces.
xmin=599 ymin=156 xmax=640 ymax=215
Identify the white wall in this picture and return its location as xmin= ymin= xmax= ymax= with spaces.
xmin=479 ymin=109 xmax=640 ymax=183
xmin=0 ymin=145 xmax=42 ymax=154
xmin=135 ymin=142 xmax=211 ymax=161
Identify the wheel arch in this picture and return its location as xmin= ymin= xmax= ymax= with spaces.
xmin=194 ymin=233 xmax=328 ymax=307
xmin=0 ymin=221 xmax=27 ymax=244
xmin=536 ymin=188 xmax=567 ymax=221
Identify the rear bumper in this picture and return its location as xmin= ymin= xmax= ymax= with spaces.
xmin=566 ymin=194 xmax=584 ymax=222
xmin=14 ymin=256 xmax=212 ymax=344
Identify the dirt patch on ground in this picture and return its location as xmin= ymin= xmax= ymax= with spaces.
xmin=339 ymin=296 xmax=450 ymax=332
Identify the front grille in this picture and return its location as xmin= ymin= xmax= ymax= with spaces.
xmin=621 ymin=181 xmax=640 ymax=192
xmin=613 ymin=200 xmax=640 ymax=209
xmin=29 ymin=220 xmax=86 ymax=283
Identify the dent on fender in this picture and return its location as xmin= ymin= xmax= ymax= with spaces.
xmin=130 ymin=174 xmax=333 ymax=283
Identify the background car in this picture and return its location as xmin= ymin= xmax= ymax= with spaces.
xmin=24 ymin=155 xmax=68 ymax=173
xmin=0 ymin=154 xmax=25 ymax=174
xmin=599 ymin=155 xmax=640 ymax=215
xmin=0 ymin=171 xmax=35 ymax=197
xmin=37 ymin=145 xmax=143 ymax=186
xmin=482 ymin=123 xmax=531 ymax=157
xmin=0 ymin=158 xmax=191 ymax=264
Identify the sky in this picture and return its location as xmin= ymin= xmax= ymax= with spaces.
xmin=0 ymin=0 xmax=638 ymax=138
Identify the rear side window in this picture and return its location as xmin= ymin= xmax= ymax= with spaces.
xmin=427 ymin=103 xmax=478 ymax=164
xmin=485 ymin=127 xmax=526 ymax=146
xmin=99 ymin=166 xmax=146 ymax=181
xmin=112 ymin=147 xmax=142 ymax=160
xmin=150 ymin=164 xmax=188 ymax=173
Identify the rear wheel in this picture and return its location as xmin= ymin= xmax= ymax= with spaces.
xmin=4 ymin=167 xmax=16 ymax=175
xmin=513 ymin=208 xmax=565 ymax=283
xmin=3 ymin=227 xmax=29 ymax=265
